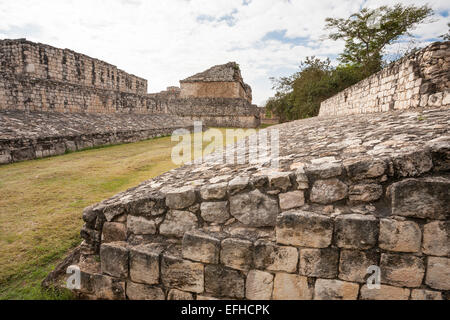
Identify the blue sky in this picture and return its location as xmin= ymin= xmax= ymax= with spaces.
xmin=0 ymin=0 xmax=448 ymax=105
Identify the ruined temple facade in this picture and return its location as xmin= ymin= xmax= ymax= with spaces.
xmin=0 ymin=39 xmax=260 ymax=164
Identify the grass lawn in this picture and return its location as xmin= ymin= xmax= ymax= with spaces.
xmin=0 ymin=128 xmax=256 ymax=300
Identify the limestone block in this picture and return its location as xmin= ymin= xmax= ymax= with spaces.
xmin=100 ymin=242 xmax=129 ymax=279
xmin=425 ymin=257 xmax=450 ymax=290
xmin=254 ymin=240 xmax=298 ymax=273
xmin=310 ymin=179 xmax=348 ymax=204
xmin=295 ymin=168 xmax=309 ymax=189
xmin=126 ymin=282 xmax=165 ymax=300
xmin=130 ymin=244 xmax=165 ymax=285
xmin=200 ymin=182 xmax=228 ymax=200
xmin=380 ymin=253 xmax=425 ymax=288
xmin=228 ymin=176 xmax=250 ymax=195
xmin=305 ymin=162 xmax=343 ymax=179
xmin=102 ymin=222 xmax=127 ymax=243
xmin=168 ymin=289 xmax=194 ymax=300
xmin=127 ymin=216 xmax=156 ymax=235
xmin=379 ymin=219 xmax=422 ymax=253
xmin=339 ymin=250 xmax=380 ymax=283
xmin=166 ymin=186 xmax=196 ymax=209
xmin=276 ymin=211 xmax=333 ymax=248
xmin=349 ymin=184 xmax=383 ymax=202
xmin=392 ymin=150 xmax=433 ymax=178
xmin=91 ymin=274 xmax=126 ymax=300
xmin=230 ymin=189 xmax=279 ymax=227
xmin=159 ymin=210 xmax=198 ymax=237
xmin=314 ymin=279 xmax=359 ymax=300
xmin=273 ymin=273 xmax=313 ymax=300
xmin=246 ymin=270 xmax=274 ymax=300
xmin=200 ymin=201 xmax=230 ymax=224
xmin=422 ymin=221 xmax=449 ymax=256
xmin=335 ymin=214 xmax=379 ymax=249
xmin=390 ymin=177 xmax=449 ymax=219
xmin=204 ymin=265 xmax=245 ymax=298
xmin=268 ymin=171 xmax=292 ymax=191
xmin=279 ymin=191 xmax=305 ymax=211
xmin=161 ymin=253 xmax=204 ymax=293
xmin=220 ymin=238 xmax=253 ymax=271
xmin=411 ymin=289 xmax=443 ymax=300
xmin=182 ymin=231 xmax=221 ymax=264
xmin=360 ymin=284 xmax=410 ymax=300
xmin=343 ymin=158 xmax=386 ymax=180
xmin=299 ymin=248 xmax=339 ymax=279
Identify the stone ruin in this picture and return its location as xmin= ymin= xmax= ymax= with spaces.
xmin=0 ymin=39 xmax=260 ymax=165
xmin=36 ymin=41 xmax=449 ymax=300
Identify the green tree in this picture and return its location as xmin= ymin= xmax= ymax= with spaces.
xmin=325 ymin=4 xmax=433 ymax=75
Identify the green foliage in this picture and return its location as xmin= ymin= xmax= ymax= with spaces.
xmin=266 ymin=4 xmax=435 ymax=122
xmin=325 ymin=4 xmax=433 ymax=74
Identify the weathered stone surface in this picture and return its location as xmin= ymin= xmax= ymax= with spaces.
xmin=343 ymin=158 xmax=386 ymax=180
xmin=310 ymin=179 xmax=348 ymax=204
xmin=279 ymin=191 xmax=305 ymax=211
xmin=268 ymin=171 xmax=292 ymax=191
xmin=159 ymin=210 xmax=198 ymax=237
xmin=349 ymin=184 xmax=383 ymax=202
xmin=166 ymin=186 xmax=196 ymax=210
xmin=360 ymin=284 xmax=410 ymax=300
xmin=182 ymin=231 xmax=221 ymax=264
xmin=425 ymin=257 xmax=450 ymax=290
xmin=379 ymin=219 xmax=422 ymax=253
xmin=221 ymin=238 xmax=253 ymax=271
xmin=100 ymin=242 xmax=129 ymax=278
xmin=411 ymin=289 xmax=443 ymax=300
xmin=204 ymin=265 xmax=245 ymax=298
xmin=200 ymin=201 xmax=230 ymax=224
xmin=273 ymin=274 xmax=313 ymax=300
xmin=392 ymin=150 xmax=433 ymax=177
xmin=126 ymin=282 xmax=165 ymax=300
xmin=129 ymin=244 xmax=164 ymax=285
xmin=200 ymin=182 xmax=228 ymax=200
xmin=422 ymin=221 xmax=449 ymax=256
xmin=339 ymin=250 xmax=380 ymax=283
xmin=380 ymin=253 xmax=425 ymax=288
xmin=299 ymin=248 xmax=339 ymax=279
xmin=230 ymin=189 xmax=279 ymax=227
xmin=314 ymin=279 xmax=359 ymax=300
xmin=390 ymin=177 xmax=450 ymax=219
xmin=295 ymin=169 xmax=309 ymax=189
xmin=254 ymin=240 xmax=298 ymax=273
xmin=305 ymin=162 xmax=343 ymax=179
xmin=102 ymin=222 xmax=127 ymax=243
xmin=276 ymin=211 xmax=333 ymax=248
xmin=335 ymin=214 xmax=379 ymax=249
xmin=228 ymin=176 xmax=250 ymax=195
xmin=127 ymin=216 xmax=156 ymax=235
xmin=245 ymin=270 xmax=274 ymax=300
xmin=161 ymin=252 xmax=204 ymax=293
xmin=168 ymin=289 xmax=194 ymax=300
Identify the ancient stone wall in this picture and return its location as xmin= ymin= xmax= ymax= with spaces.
xmin=60 ymin=108 xmax=449 ymax=300
xmin=0 ymin=39 xmax=147 ymax=94
xmin=0 ymin=110 xmax=195 ymax=164
xmin=180 ymin=82 xmax=252 ymax=102
xmin=319 ymin=41 xmax=450 ymax=117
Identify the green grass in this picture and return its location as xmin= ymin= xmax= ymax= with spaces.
xmin=0 ymin=128 xmax=254 ymax=300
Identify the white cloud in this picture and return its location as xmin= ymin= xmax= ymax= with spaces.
xmin=0 ymin=0 xmax=448 ymax=105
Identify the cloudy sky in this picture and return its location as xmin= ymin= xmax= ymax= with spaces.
xmin=0 ymin=0 xmax=448 ymax=105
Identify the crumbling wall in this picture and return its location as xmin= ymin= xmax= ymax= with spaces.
xmin=65 ymin=108 xmax=449 ymax=300
xmin=319 ymin=41 xmax=450 ymax=116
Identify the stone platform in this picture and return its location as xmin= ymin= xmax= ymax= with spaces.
xmin=0 ymin=110 xmax=195 ymax=164
xmin=52 ymin=107 xmax=449 ymax=300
